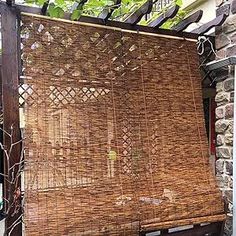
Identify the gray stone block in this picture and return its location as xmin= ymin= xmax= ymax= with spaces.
xmin=224 ymin=214 xmax=233 ymax=236
xmin=216 ymin=82 xmax=224 ymax=92
xmin=216 ymin=106 xmax=225 ymax=119
xmin=226 ymin=44 xmax=236 ymax=57
xmin=215 ymin=119 xmax=229 ymax=133
xmin=217 ymin=134 xmax=224 ymax=145
xmin=216 ymin=33 xmax=230 ymax=50
xmin=225 ymin=134 xmax=233 ymax=145
xmin=217 ymin=47 xmax=226 ymax=58
xmin=227 ymin=120 xmax=234 ymax=134
xmin=230 ymin=91 xmax=234 ymax=102
xmin=224 ymin=78 xmax=234 ymax=92
xmin=216 ymin=146 xmax=232 ymax=158
xmin=224 ymin=190 xmax=233 ymax=203
xmin=231 ymin=0 xmax=236 ymax=14
xmin=215 ymin=92 xmax=230 ymax=104
xmin=223 ymin=14 xmax=236 ymax=34
xmin=216 ymin=174 xmax=225 ymax=188
xmin=225 ymin=103 xmax=234 ymax=118
xmin=216 ymin=159 xmax=225 ymax=173
xmin=225 ymin=160 xmax=233 ymax=175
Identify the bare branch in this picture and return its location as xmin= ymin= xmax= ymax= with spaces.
xmin=12 ymin=138 xmax=25 ymax=147
xmin=8 ymin=220 xmax=21 ymax=236
xmin=0 ymin=127 xmax=11 ymax=138
xmin=9 ymin=160 xmax=24 ymax=172
xmin=0 ymin=125 xmax=24 ymax=235
xmin=0 ymin=173 xmax=8 ymax=177
xmin=3 ymin=197 xmax=9 ymax=204
xmin=6 ymin=213 xmax=23 ymax=235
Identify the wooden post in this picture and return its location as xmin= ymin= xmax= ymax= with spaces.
xmin=1 ymin=3 xmax=22 ymax=235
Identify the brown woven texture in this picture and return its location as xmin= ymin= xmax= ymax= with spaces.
xmin=21 ymin=15 xmax=224 ymax=235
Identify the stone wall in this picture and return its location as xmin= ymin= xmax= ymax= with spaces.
xmin=215 ymin=78 xmax=233 ymax=236
xmin=215 ymin=1 xmax=236 ymax=235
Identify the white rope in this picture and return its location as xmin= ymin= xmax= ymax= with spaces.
xmin=197 ymin=36 xmax=220 ymax=58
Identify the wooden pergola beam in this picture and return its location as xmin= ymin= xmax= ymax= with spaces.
xmin=0 ymin=3 xmax=22 ymax=236
xmin=12 ymin=3 xmax=199 ymax=40
xmin=171 ymin=10 xmax=203 ymax=32
xmin=191 ymin=13 xmax=228 ymax=35
xmin=124 ymin=0 xmax=153 ymax=25
xmin=148 ymin=4 xmax=179 ymax=28
xmin=98 ymin=0 xmax=121 ymax=22
xmin=10 ymin=2 xmax=220 ymax=39
xmin=72 ymin=0 xmax=88 ymax=12
xmin=140 ymin=221 xmax=224 ymax=236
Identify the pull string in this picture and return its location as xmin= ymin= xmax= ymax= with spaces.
xmin=137 ymin=36 xmax=156 ymax=209
xmin=197 ymin=36 xmax=221 ymax=58
xmin=119 ymin=29 xmax=142 ymax=234
xmin=186 ymin=42 xmax=213 ymax=215
xmin=106 ymin=29 xmax=126 ymax=234
xmin=187 ymin=42 xmax=210 ymax=178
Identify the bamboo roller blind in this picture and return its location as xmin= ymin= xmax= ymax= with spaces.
xmin=21 ymin=15 xmax=225 ymax=235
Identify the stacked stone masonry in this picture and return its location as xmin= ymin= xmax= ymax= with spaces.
xmin=215 ymin=79 xmax=233 ymax=236
xmin=215 ymin=1 xmax=236 ymax=235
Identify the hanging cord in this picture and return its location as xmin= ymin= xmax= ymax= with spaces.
xmin=186 ymin=42 xmax=214 ymax=215
xmin=197 ymin=36 xmax=220 ymax=58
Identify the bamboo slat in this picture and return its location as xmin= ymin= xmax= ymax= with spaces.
xmin=21 ymin=15 xmax=225 ymax=235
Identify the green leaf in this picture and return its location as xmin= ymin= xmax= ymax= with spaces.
xmin=25 ymin=0 xmax=35 ymax=4
xmin=122 ymin=0 xmax=130 ymax=4
xmin=55 ymin=0 xmax=64 ymax=6
xmin=161 ymin=20 xmax=172 ymax=29
xmin=48 ymin=3 xmax=55 ymax=15
xmin=36 ymin=0 xmax=47 ymax=6
xmin=175 ymin=0 xmax=182 ymax=7
xmin=48 ymin=5 xmax=65 ymax=18
xmin=71 ymin=9 xmax=82 ymax=20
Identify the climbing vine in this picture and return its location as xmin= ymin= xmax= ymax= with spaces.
xmin=23 ymin=0 xmax=187 ymax=29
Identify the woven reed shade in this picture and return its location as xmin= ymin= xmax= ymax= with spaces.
xmin=21 ymin=15 xmax=225 ymax=235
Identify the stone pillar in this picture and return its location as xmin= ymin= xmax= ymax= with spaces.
xmin=215 ymin=1 xmax=236 ymax=235
xmin=215 ymin=78 xmax=233 ymax=236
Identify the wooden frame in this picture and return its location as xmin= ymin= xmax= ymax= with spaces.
xmin=171 ymin=10 xmax=203 ymax=32
xmin=148 ymin=5 xmax=180 ymax=28
xmin=191 ymin=14 xmax=228 ymax=35
xmin=15 ymin=3 xmax=199 ymax=40
xmin=124 ymin=0 xmax=153 ymax=25
xmin=98 ymin=0 xmax=121 ymax=22
xmin=0 ymin=3 xmax=22 ymax=236
xmin=139 ymin=221 xmax=225 ymax=236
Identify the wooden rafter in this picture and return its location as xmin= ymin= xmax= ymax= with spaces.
xmin=191 ymin=14 xmax=228 ymax=35
xmin=10 ymin=3 xmax=199 ymax=40
xmin=124 ymin=0 xmax=153 ymax=25
xmin=70 ymin=0 xmax=88 ymax=13
xmin=148 ymin=4 xmax=179 ymax=28
xmin=98 ymin=0 xmax=121 ymax=22
xmin=7 ymin=2 xmax=225 ymax=39
xmin=41 ymin=0 xmax=49 ymax=15
xmin=140 ymin=221 xmax=224 ymax=236
xmin=171 ymin=10 xmax=203 ymax=32
xmin=6 ymin=0 xmax=13 ymax=6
